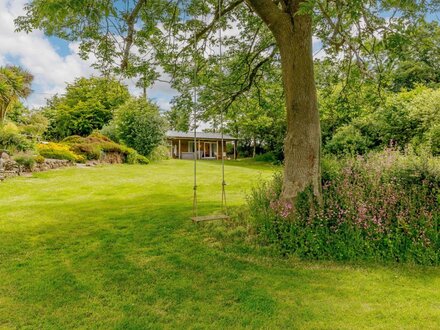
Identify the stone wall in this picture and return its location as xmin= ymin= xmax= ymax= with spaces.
xmin=0 ymin=152 xmax=74 ymax=181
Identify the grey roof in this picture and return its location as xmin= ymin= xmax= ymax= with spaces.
xmin=166 ymin=130 xmax=236 ymax=141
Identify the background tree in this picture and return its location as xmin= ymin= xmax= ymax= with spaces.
xmin=42 ymin=76 xmax=130 ymax=140
xmin=0 ymin=66 xmax=33 ymax=125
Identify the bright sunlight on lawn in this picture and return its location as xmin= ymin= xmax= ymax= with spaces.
xmin=1 ymin=160 xmax=439 ymax=328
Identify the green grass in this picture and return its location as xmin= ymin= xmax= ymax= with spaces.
xmin=0 ymin=159 xmax=439 ymax=329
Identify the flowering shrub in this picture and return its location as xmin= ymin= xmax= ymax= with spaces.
xmin=37 ymin=142 xmax=84 ymax=162
xmin=247 ymin=149 xmax=440 ymax=265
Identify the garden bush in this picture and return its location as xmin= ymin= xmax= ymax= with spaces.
xmin=113 ymin=98 xmax=166 ymax=157
xmin=34 ymin=155 xmax=45 ymax=164
xmin=247 ymin=149 xmax=440 ymax=265
xmin=100 ymin=123 xmax=120 ymax=143
xmin=325 ymin=124 xmax=372 ymax=155
xmin=425 ymin=124 xmax=440 ymax=156
xmin=13 ymin=152 xmax=36 ymax=171
xmin=0 ymin=122 xmax=33 ymax=153
xmin=62 ymin=132 xmax=148 ymax=164
xmin=149 ymin=145 xmax=170 ymax=161
xmin=37 ymin=142 xmax=83 ymax=162
xmin=255 ymin=152 xmax=277 ymax=163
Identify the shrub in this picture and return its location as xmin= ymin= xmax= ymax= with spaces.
xmin=126 ymin=150 xmax=149 ymax=164
xmin=113 ymin=98 xmax=166 ymax=157
xmin=19 ymin=112 xmax=49 ymax=140
xmin=100 ymin=123 xmax=120 ymax=143
xmin=425 ymin=124 xmax=440 ymax=156
xmin=0 ymin=122 xmax=33 ymax=153
xmin=149 ymin=145 xmax=170 ymax=161
xmin=34 ymin=155 xmax=45 ymax=164
xmin=255 ymin=152 xmax=277 ymax=163
xmin=37 ymin=142 xmax=83 ymax=162
xmin=326 ymin=125 xmax=372 ymax=155
xmin=246 ymin=149 xmax=440 ymax=265
xmin=62 ymin=133 xmax=148 ymax=164
xmin=13 ymin=153 xmax=36 ymax=171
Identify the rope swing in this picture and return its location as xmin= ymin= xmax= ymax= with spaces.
xmin=191 ymin=0 xmax=229 ymax=223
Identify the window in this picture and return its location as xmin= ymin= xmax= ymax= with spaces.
xmin=188 ymin=141 xmax=195 ymax=152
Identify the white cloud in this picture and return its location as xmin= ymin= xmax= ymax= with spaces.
xmin=0 ymin=0 xmax=97 ymax=108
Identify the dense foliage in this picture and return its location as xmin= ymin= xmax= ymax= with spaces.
xmin=111 ymin=98 xmax=166 ymax=157
xmin=63 ymin=133 xmax=149 ymax=164
xmin=0 ymin=122 xmax=34 ymax=153
xmin=0 ymin=66 xmax=33 ymax=124
xmin=37 ymin=142 xmax=84 ymax=162
xmin=42 ymin=77 xmax=130 ymax=140
xmin=322 ymin=86 xmax=440 ymax=156
xmin=36 ymin=133 xmax=149 ymax=165
xmin=247 ymin=150 xmax=440 ymax=265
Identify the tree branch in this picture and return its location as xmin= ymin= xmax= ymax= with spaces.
xmin=180 ymin=0 xmax=245 ymax=55
xmin=121 ymin=0 xmax=147 ymax=70
xmin=222 ymin=46 xmax=277 ymax=112
xmin=245 ymin=0 xmax=289 ymax=36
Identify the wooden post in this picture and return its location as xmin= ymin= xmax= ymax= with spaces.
xmin=216 ymin=141 xmax=219 ymax=160
xmin=178 ymin=139 xmax=181 ymax=159
xmin=234 ymin=140 xmax=237 ymax=160
xmin=170 ymin=142 xmax=173 ymax=158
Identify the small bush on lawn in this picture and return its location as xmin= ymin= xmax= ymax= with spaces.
xmin=255 ymin=152 xmax=277 ymax=163
xmin=247 ymin=149 xmax=440 ymax=265
xmin=149 ymin=145 xmax=170 ymax=161
xmin=37 ymin=142 xmax=83 ymax=162
xmin=0 ymin=122 xmax=34 ymax=153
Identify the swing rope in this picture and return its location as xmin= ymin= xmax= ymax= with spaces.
xmin=192 ymin=0 xmax=228 ymax=222
xmin=218 ymin=0 xmax=227 ymax=214
xmin=192 ymin=31 xmax=198 ymax=218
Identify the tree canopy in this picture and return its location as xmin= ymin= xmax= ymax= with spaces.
xmin=42 ymin=76 xmax=130 ymax=140
xmin=0 ymin=66 xmax=33 ymax=125
xmin=112 ymin=98 xmax=167 ymax=157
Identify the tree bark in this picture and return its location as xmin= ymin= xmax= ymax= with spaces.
xmin=278 ymin=15 xmax=321 ymax=201
xmin=247 ymin=1 xmax=321 ymax=202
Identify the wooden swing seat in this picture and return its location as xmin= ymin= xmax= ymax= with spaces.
xmin=191 ymin=214 xmax=230 ymax=222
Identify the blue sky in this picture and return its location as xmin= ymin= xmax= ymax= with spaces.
xmin=0 ymin=0 xmax=177 ymax=111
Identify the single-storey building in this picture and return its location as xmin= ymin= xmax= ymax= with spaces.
xmin=166 ymin=130 xmax=237 ymax=160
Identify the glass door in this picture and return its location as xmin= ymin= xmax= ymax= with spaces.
xmin=211 ymin=143 xmax=217 ymax=158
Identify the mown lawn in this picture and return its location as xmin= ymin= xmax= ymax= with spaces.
xmin=0 ymin=160 xmax=439 ymax=329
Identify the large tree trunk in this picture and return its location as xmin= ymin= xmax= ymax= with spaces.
xmin=247 ymin=1 xmax=321 ymax=202
xmin=278 ymin=15 xmax=321 ymax=201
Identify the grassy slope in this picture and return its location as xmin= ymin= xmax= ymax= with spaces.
xmin=0 ymin=160 xmax=439 ymax=329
